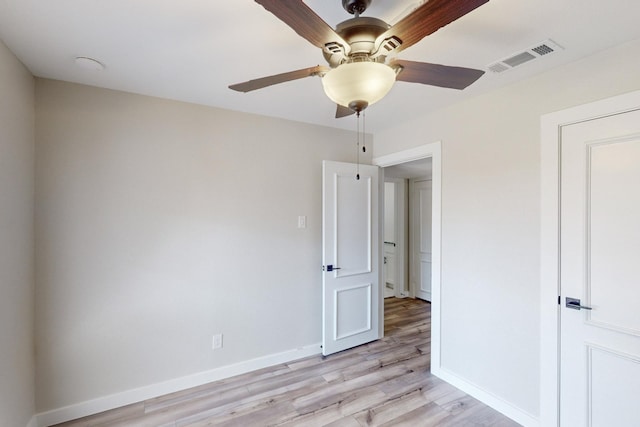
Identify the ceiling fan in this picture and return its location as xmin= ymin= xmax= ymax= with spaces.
xmin=229 ymin=0 xmax=489 ymax=118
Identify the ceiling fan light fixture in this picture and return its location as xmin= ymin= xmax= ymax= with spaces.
xmin=321 ymin=62 xmax=396 ymax=110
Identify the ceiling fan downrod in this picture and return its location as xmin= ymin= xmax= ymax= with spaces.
xmin=342 ymin=0 xmax=372 ymax=16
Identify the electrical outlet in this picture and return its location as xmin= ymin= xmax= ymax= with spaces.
xmin=212 ymin=333 xmax=223 ymax=350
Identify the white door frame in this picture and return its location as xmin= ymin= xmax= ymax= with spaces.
xmin=540 ymin=89 xmax=640 ymax=426
xmin=372 ymin=142 xmax=442 ymax=370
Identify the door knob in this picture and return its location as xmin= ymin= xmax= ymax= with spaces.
xmin=565 ymin=297 xmax=593 ymax=310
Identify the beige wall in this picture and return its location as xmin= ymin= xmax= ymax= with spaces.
xmin=0 ymin=41 xmax=35 ymax=426
xmin=373 ymin=38 xmax=640 ymax=417
xmin=34 ymin=79 xmax=368 ymax=411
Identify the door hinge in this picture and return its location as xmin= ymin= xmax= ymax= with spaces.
xmin=558 ymin=295 xmax=561 ymax=305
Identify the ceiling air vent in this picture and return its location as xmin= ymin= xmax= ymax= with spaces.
xmin=487 ymin=39 xmax=563 ymax=74
xmin=487 ymin=62 xmax=509 ymax=73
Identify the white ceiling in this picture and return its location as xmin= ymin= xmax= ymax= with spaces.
xmin=384 ymin=158 xmax=432 ymax=180
xmin=1 ymin=0 xmax=639 ymax=133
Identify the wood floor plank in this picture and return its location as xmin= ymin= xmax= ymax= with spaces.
xmin=291 ymin=363 xmax=413 ymax=413
xmin=322 ymin=415 xmax=362 ymax=427
xmin=275 ymin=387 xmax=389 ymax=427
xmin=144 ymin=363 xmax=292 ymax=413
xmin=379 ymin=401 xmax=450 ymax=427
xmin=53 ymin=298 xmax=521 ymax=427
xmin=352 ymin=389 xmax=430 ymax=426
xmin=169 ymin=372 xmax=328 ymax=426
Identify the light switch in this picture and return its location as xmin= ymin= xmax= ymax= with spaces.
xmin=298 ymin=215 xmax=307 ymax=229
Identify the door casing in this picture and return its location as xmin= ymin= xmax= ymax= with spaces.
xmin=540 ymin=89 xmax=640 ymax=426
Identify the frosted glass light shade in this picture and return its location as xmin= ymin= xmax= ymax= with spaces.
xmin=321 ymin=62 xmax=396 ymax=109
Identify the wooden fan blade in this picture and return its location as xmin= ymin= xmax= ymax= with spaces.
xmin=335 ymin=104 xmax=355 ymax=119
xmin=391 ymin=59 xmax=484 ymax=90
xmin=229 ymin=65 xmax=329 ymax=93
xmin=255 ymin=0 xmax=349 ymax=53
xmin=377 ymin=0 xmax=488 ymax=53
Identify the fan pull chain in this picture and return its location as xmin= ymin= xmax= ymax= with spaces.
xmin=362 ymin=110 xmax=366 ymax=154
xmin=356 ymin=111 xmax=361 ymax=180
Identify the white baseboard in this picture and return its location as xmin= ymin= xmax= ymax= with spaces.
xmin=432 ymin=366 xmax=539 ymax=427
xmin=26 ymin=415 xmax=38 ymax=427
xmin=35 ymin=343 xmax=321 ymax=427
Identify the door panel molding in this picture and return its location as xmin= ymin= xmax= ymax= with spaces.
xmin=586 ymin=136 xmax=640 ymax=337
xmin=587 ymin=344 xmax=640 ymax=426
xmin=540 ymin=89 xmax=640 ymax=426
xmin=334 ymin=283 xmax=373 ymax=340
xmin=335 ymin=173 xmax=372 ymax=277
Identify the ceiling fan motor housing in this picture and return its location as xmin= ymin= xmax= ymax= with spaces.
xmin=342 ymin=0 xmax=372 ymax=15
xmin=323 ymin=17 xmax=390 ymax=66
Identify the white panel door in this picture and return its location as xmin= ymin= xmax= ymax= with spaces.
xmin=410 ymin=178 xmax=432 ymax=301
xmin=560 ymin=109 xmax=640 ymax=426
xmin=322 ymin=161 xmax=380 ymax=356
xmin=384 ymin=181 xmax=397 ymax=298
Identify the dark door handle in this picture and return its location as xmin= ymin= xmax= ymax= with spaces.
xmin=566 ymin=297 xmax=593 ymax=310
xmin=323 ymin=265 xmax=341 ymax=272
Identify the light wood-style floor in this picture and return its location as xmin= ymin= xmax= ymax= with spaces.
xmin=54 ymin=298 xmax=520 ymax=426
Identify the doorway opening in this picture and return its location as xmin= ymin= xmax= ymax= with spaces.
xmin=382 ymin=158 xmax=433 ymax=301
xmin=373 ymin=142 xmax=442 ymax=373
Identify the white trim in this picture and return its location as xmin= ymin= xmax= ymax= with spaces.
xmin=26 ymin=415 xmax=37 ymax=427
xmin=373 ymin=144 xmax=439 ymax=168
xmin=33 ymin=343 xmax=321 ymax=427
xmin=437 ymin=368 xmax=539 ymax=427
xmin=540 ymin=89 xmax=640 ymax=427
xmin=373 ymin=141 xmax=442 ymax=373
